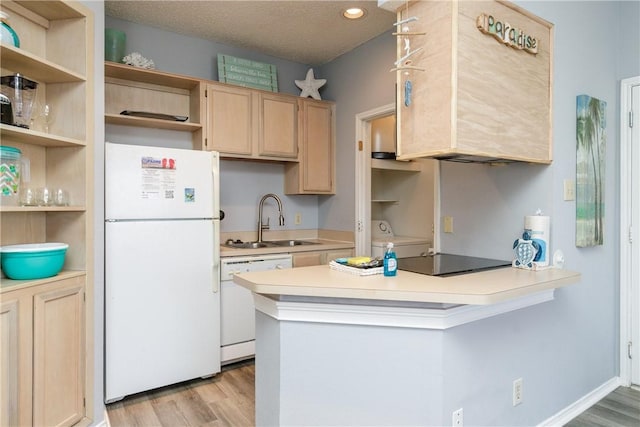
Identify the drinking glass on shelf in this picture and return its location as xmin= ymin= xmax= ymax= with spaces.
xmin=35 ymin=187 xmax=53 ymax=206
xmin=53 ymin=188 xmax=69 ymax=206
xmin=42 ymin=104 xmax=54 ymax=133
xmin=29 ymin=101 xmax=42 ymax=130
xmin=19 ymin=187 xmax=36 ymax=206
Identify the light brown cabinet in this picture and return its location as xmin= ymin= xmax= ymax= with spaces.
xmin=104 ymin=66 xmax=335 ymax=195
xmin=105 ymin=62 xmax=205 ymax=148
xmin=285 ymin=99 xmax=336 ymax=194
xmin=394 ymin=0 xmax=553 ymax=163
xmin=206 ymin=83 xmax=298 ymax=160
xmin=292 ymin=251 xmax=324 ymax=267
xmin=291 ymin=248 xmax=354 ymax=267
xmin=1 ymin=275 xmax=85 ymax=427
xmin=0 ymin=1 xmax=93 ymax=424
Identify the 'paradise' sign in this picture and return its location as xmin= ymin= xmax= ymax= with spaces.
xmin=476 ymin=13 xmax=538 ymax=55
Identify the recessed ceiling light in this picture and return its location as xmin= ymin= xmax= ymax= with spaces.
xmin=343 ymin=7 xmax=366 ymax=20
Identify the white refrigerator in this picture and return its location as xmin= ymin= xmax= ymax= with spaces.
xmin=104 ymin=142 xmax=221 ymax=403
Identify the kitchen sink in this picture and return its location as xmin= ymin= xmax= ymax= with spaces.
xmin=223 ymin=241 xmax=276 ymax=249
xmin=223 ymin=239 xmax=319 ymax=249
xmin=269 ymin=240 xmax=319 ymax=247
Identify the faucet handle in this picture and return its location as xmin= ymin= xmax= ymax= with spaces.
xmin=261 ymin=217 xmax=270 ymax=231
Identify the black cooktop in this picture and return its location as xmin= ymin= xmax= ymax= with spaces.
xmin=397 ymin=253 xmax=512 ymax=277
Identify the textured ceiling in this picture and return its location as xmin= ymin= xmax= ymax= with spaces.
xmin=104 ymin=1 xmax=397 ymax=66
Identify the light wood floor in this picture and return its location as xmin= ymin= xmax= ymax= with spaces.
xmin=107 ymin=362 xmax=639 ymax=427
xmin=106 ymin=360 xmax=255 ymax=427
xmin=565 ymin=386 xmax=640 ymax=427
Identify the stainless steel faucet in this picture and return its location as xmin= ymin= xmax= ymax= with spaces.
xmin=257 ymin=193 xmax=284 ymax=242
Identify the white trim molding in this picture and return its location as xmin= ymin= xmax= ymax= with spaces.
xmin=537 ymin=377 xmax=622 ymax=426
xmin=253 ymin=289 xmax=555 ymax=330
xmin=619 ymin=76 xmax=640 ymax=387
xmin=354 ymin=103 xmax=395 ymax=256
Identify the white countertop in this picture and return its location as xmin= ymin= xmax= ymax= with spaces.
xmin=234 ymin=265 xmax=581 ymax=305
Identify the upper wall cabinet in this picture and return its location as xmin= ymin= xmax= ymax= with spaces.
xmin=103 ymin=66 xmax=334 ymax=194
xmin=285 ymin=98 xmax=336 ymax=194
xmin=394 ymin=0 xmax=553 ymax=163
xmin=205 ymin=83 xmax=298 ymax=161
xmin=105 ymin=62 xmax=206 ymax=148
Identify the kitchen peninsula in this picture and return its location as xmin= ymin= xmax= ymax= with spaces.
xmin=235 ymin=265 xmax=580 ymax=426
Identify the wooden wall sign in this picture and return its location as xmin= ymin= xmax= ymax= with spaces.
xmin=476 ymin=13 xmax=538 ymax=54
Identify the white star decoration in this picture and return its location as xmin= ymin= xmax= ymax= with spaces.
xmin=295 ymin=68 xmax=326 ymax=100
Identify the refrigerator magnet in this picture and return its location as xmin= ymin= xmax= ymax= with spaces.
xmin=184 ymin=188 xmax=195 ymax=202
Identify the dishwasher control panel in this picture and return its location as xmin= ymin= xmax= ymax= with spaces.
xmin=220 ymin=254 xmax=293 ymax=281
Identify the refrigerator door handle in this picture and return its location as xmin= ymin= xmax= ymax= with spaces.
xmin=213 ymin=264 xmax=219 ymax=293
xmin=212 ymin=218 xmax=220 ymax=293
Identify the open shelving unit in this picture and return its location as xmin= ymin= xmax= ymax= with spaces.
xmin=0 ymin=1 xmax=94 ymax=425
xmin=104 ymin=61 xmax=205 ymax=147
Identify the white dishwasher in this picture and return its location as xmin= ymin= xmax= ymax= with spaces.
xmin=220 ymin=254 xmax=292 ymax=364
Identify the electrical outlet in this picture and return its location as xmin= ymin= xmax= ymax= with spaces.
xmin=563 ymin=179 xmax=575 ymax=201
xmin=513 ymin=378 xmax=523 ymax=406
xmin=294 ymin=213 xmax=302 ymax=225
xmin=452 ymin=408 xmax=463 ymax=426
xmin=444 ymin=216 xmax=454 ymax=233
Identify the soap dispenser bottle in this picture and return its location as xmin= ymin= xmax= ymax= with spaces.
xmin=383 ymin=242 xmax=397 ymax=277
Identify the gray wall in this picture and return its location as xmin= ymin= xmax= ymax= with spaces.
xmin=317 ymin=31 xmax=397 ymax=231
xmin=104 ymin=16 xmax=311 ymax=95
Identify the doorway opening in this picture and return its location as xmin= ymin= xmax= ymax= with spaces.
xmin=354 ymin=104 xmax=439 ymax=256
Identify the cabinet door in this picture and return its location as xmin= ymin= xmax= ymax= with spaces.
xmin=32 ymin=277 xmax=85 ymax=427
xmin=285 ymin=99 xmax=335 ymax=194
xmin=324 ymin=249 xmax=354 ymax=263
xmin=258 ymin=93 xmax=298 ymax=158
xmin=302 ymin=101 xmax=334 ymax=192
xmin=292 ymin=252 xmax=324 ymax=267
xmin=207 ymin=84 xmax=254 ymax=156
xmin=0 ymin=299 xmax=20 ymax=427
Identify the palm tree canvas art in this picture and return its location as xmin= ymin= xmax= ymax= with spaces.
xmin=576 ymin=94 xmax=607 ymax=247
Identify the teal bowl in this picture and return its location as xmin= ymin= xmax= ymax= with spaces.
xmin=0 ymin=243 xmax=68 ymax=280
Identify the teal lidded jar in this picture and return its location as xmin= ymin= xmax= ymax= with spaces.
xmin=0 ymin=146 xmax=21 ymax=206
xmin=0 ymin=11 xmax=20 ymax=47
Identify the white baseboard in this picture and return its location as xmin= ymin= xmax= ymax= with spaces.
xmin=101 ymin=409 xmax=111 ymax=427
xmin=538 ymin=376 xmax=622 ymax=426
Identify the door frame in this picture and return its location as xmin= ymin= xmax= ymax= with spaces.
xmin=619 ymin=75 xmax=640 ymax=387
xmin=354 ymin=103 xmax=441 ymax=256
xmin=354 ymin=103 xmax=396 ymax=255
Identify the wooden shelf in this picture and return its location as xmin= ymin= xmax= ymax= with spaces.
xmin=0 ymin=205 xmax=86 ymax=213
xmin=0 ymin=124 xmax=86 ymax=147
xmin=0 ymin=270 xmax=86 ymax=294
xmin=12 ymin=0 xmax=85 ymax=20
xmin=105 ymin=62 xmax=201 ymax=90
xmin=371 ymin=158 xmax=422 ymax=172
xmin=0 ymin=45 xmax=85 ymax=83
xmin=105 ymin=113 xmax=202 ymax=131
xmin=371 ymin=199 xmax=399 ymax=204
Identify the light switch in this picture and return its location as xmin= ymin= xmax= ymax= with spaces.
xmin=563 ymin=179 xmax=575 ymax=201
xmin=444 ymin=216 xmax=454 ymax=233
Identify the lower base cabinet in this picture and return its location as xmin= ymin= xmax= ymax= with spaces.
xmin=0 ymin=275 xmax=85 ymax=427
xmin=292 ymin=249 xmax=354 ymax=267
